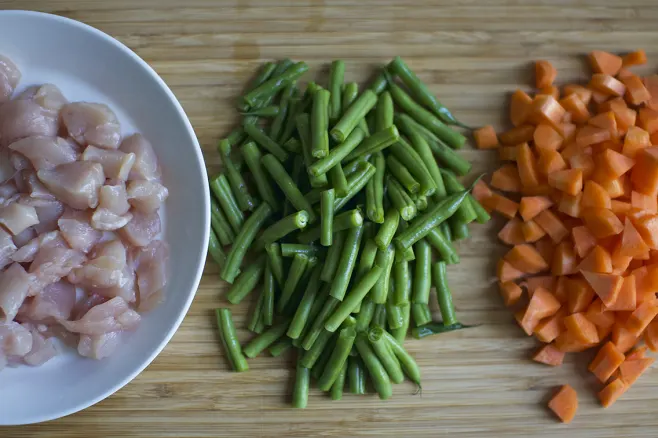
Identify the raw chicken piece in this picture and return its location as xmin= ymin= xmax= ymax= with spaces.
xmin=0 ymin=201 xmax=39 ymax=235
xmin=71 ymin=293 xmax=107 ymax=320
xmin=120 ymin=134 xmax=161 ymax=181
xmin=32 ymin=200 xmax=64 ymax=234
xmin=12 ymin=230 xmax=63 ymax=263
xmin=9 ymin=136 xmax=78 ymax=170
xmin=0 ymin=321 xmax=32 ymax=356
xmin=0 ymin=55 xmax=20 ymax=103
xmin=92 ymin=264 xmax=136 ymax=303
xmin=61 ymin=102 xmax=121 ymax=149
xmin=81 ymin=145 xmax=135 ymax=181
xmin=22 ymin=324 xmax=57 ymax=366
xmin=57 ymin=208 xmax=101 ymax=253
xmin=0 ymin=99 xmax=58 ymax=147
xmin=18 ymin=281 xmax=76 ymax=322
xmin=119 ymin=210 xmax=161 ymax=247
xmin=0 ymin=228 xmax=16 ymax=269
xmin=16 ymin=84 xmax=67 ymax=113
xmin=29 ymin=245 xmax=86 ymax=289
xmin=12 ymin=227 xmax=35 ymax=247
xmin=69 ymin=240 xmax=126 ymax=288
xmin=22 ymin=171 xmax=56 ymax=200
xmin=37 ymin=161 xmax=104 ymax=209
xmin=0 ymin=183 xmax=18 ymax=203
xmin=78 ymin=332 xmax=120 ymax=360
xmin=98 ymin=184 xmax=130 ymax=215
xmin=0 ymin=263 xmax=33 ymax=321
xmin=91 ymin=208 xmax=132 ymax=231
xmin=126 ymin=180 xmax=168 ymax=213
xmin=9 ymin=152 xmax=31 ymax=171
xmin=134 ymin=240 xmax=169 ymax=310
xmin=59 ymin=296 xmax=140 ymax=335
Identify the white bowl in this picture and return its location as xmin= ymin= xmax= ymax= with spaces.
xmin=0 ymin=11 xmax=209 ymax=425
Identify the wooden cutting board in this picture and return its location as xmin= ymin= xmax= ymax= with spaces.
xmin=3 ymin=0 xmax=658 ymax=436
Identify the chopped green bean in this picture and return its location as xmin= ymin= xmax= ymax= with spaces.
xmin=226 ymin=256 xmax=265 ymax=304
xmin=387 ymin=177 xmax=417 ymax=221
xmin=321 ymin=230 xmax=346 ymax=282
xmin=354 ymin=333 xmax=392 ymax=400
xmin=392 ymin=259 xmax=411 ymax=306
xmin=381 ymin=330 xmax=421 ymax=385
xmin=243 ymin=61 xmax=308 ymax=107
xmin=432 ymin=261 xmax=458 ymax=326
xmin=311 ymin=88 xmax=330 ymax=158
xmin=218 ymin=139 xmax=257 ymax=212
xmin=375 ymin=209 xmax=400 ymax=250
xmin=292 ymin=358 xmax=310 ymax=409
xmin=375 ymin=91 xmax=394 ymax=131
xmin=412 ymin=303 xmax=432 ymax=327
xmin=301 ymin=327 xmax=334 ymax=366
xmin=388 ymin=139 xmax=436 ymax=197
xmin=243 ymin=319 xmax=290 ymax=358
xmin=241 ymin=106 xmax=280 ymax=117
xmin=208 ymin=228 xmax=227 ymax=268
xmin=247 ymin=291 xmax=265 ymax=334
xmin=386 ymin=291 xmax=405 ymax=330
xmin=320 ymin=189 xmax=335 ymax=246
xmin=344 ymin=125 xmax=400 ymax=161
xmin=412 ymin=239 xmax=431 ymax=304
xmin=334 ymin=161 xmax=376 ymax=212
xmin=269 ymin=337 xmax=293 ymax=357
xmin=277 ymin=253 xmax=309 ymax=313
xmin=348 ymin=356 xmax=367 ymax=394
xmin=368 ymin=70 xmax=388 ymax=94
xmin=308 ymin=127 xmax=365 ymax=177
xmin=440 ymin=221 xmax=452 ymax=242
xmin=426 ymin=226 xmax=460 ymax=263
xmin=390 ymin=302 xmax=410 ymax=344
xmin=258 ymin=210 xmax=310 ymax=247
xmin=210 ymin=196 xmax=235 ymax=246
xmin=242 ymin=141 xmax=279 ymax=210
xmin=297 ymin=113 xmax=329 ymax=188
xmin=371 ymin=246 xmax=395 ymax=304
xmin=341 ymin=82 xmax=359 ymax=114
xmin=302 ymin=297 xmax=340 ymax=350
xmin=330 ymin=360 xmax=348 ymax=400
xmin=368 ymin=326 xmax=404 ymax=384
xmin=298 ymin=209 xmax=363 ymax=244
xmin=243 ymin=123 xmax=289 ymax=163
xmin=261 ymin=153 xmax=317 ymax=222
xmin=386 ymin=154 xmax=420 ymax=194
xmin=209 ymin=174 xmax=245 ymax=234
xmin=225 ymin=128 xmax=246 ymax=147
xmin=265 ymin=242 xmax=285 ymax=287
xmin=373 ymin=304 xmax=387 ymax=329
xmin=318 ymin=327 xmax=356 ymax=391
xmin=262 ymin=260 xmax=275 ymax=326
xmin=411 ymin=322 xmax=474 ymax=339
xmin=215 ymin=308 xmax=249 ymax=372
xmin=269 ymin=84 xmax=296 ymax=141
xmin=329 ymin=224 xmax=364 ymax=301
xmin=331 ymin=89 xmax=377 ymax=143
xmin=365 ymin=152 xmax=385 ymax=223
xmin=328 ymin=163 xmax=349 ymax=197
xmin=440 ymin=168 xmax=477 ymax=224
xmin=329 ymin=60 xmax=345 ymax=121
xmin=355 ymin=297 xmax=376 ymax=332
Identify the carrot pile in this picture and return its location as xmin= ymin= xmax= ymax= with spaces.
xmin=474 ymin=49 xmax=658 ymax=423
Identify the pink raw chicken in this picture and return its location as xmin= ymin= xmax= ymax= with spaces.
xmin=9 ymin=136 xmax=78 ymax=170
xmin=0 ymin=201 xmax=39 ymax=235
xmin=69 ymin=240 xmax=126 ymax=289
xmin=78 ymin=331 xmax=120 ymax=360
xmin=0 ymin=99 xmax=58 ymax=147
xmin=37 ymin=161 xmax=105 ymax=209
xmin=0 ymin=263 xmax=33 ymax=321
xmin=0 ymin=55 xmax=21 ymax=103
xmin=16 ymin=84 xmax=68 ymax=113
xmin=0 ymin=321 xmax=33 ymax=359
xmin=12 ymin=230 xmax=65 ymax=263
xmin=20 ymin=171 xmax=56 ymax=201
xmin=0 ymin=228 xmax=16 ymax=269
xmin=81 ymin=145 xmax=135 ymax=181
xmin=22 ymin=324 xmax=57 ymax=366
xmin=59 ymin=296 xmax=140 ymax=336
xmin=127 ymin=180 xmax=168 ymax=213
xmin=134 ymin=240 xmax=169 ymax=311
xmin=32 ymin=199 xmax=64 ymax=233
xmin=120 ymin=134 xmax=161 ymax=181
xmin=12 ymin=227 xmax=36 ymax=248
xmin=98 ymin=184 xmax=130 ymax=215
xmin=57 ymin=208 xmax=101 ymax=253
xmin=29 ymin=244 xmax=86 ymax=290
xmin=61 ymin=102 xmax=121 ymax=149
xmin=119 ymin=210 xmax=161 ymax=247
xmin=18 ymin=280 xmax=76 ymax=322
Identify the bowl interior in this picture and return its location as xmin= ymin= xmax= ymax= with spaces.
xmin=0 ymin=11 xmax=209 ymax=425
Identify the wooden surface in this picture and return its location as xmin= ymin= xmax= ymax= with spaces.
xmin=3 ymin=0 xmax=658 ymax=436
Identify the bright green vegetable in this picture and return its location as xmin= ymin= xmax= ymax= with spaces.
xmin=277 ymin=253 xmax=310 ymax=313
xmin=209 ymin=174 xmax=245 ymax=234
xmin=331 ymin=89 xmax=377 ymax=143
xmin=328 ymin=224 xmax=364 ymax=301
xmin=241 ymin=141 xmax=279 ymax=210
xmin=354 ymin=333 xmax=392 ymax=400
xmin=320 ymin=189 xmax=335 ymax=246
xmin=243 ymin=319 xmax=290 ymax=358
xmin=311 ymin=88 xmax=330 ymax=158
xmin=226 ymin=256 xmax=265 ymax=304
xmin=215 ymin=308 xmax=249 ymax=372
xmin=432 ymin=261 xmax=458 ymax=326
xmin=261 ymin=153 xmax=317 ymax=222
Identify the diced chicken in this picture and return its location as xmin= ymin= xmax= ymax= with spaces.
xmin=9 ymin=152 xmax=31 ymax=171
xmin=126 ymin=180 xmax=168 ymax=213
xmin=91 ymin=208 xmax=132 ymax=231
xmin=18 ymin=281 xmax=76 ymax=322
xmin=12 ymin=230 xmax=64 ymax=264
xmin=119 ymin=210 xmax=161 ymax=247
xmin=0 ymin=263 xmax=33 ymax=321
xmin=134 ymin=240 xmax=169 ymax=310
xmin=32 ymin=200 xmax=64 ymax=234
xmin=16 ymin=84 xmax=67 ymax=113
xmin=98 ymin=184 xmax=130 ymax=215
xmin=37 ymin=161 xmax=104 ymax=209
xmin=71 ymin=293 xmax=107 ymax=321
xmin=120 ymin=134 xmax=161 ymax=181
xmin=0 ymin=228 xmax=16 ymax=269
xmin=29 ymin=245 xmax=86 ymax=289
xmin=0 ymin=183 xmax=17 ymax=202
xmin=61 ymin=102 xmax=121 ymax=149
xmin=59 ymin=296 xmax=140 ymax=336
xmin=81 ymin=145 xmax=135 ymax=181
xmin=92 ymin=263 xmax=136 ymax=303
xmin=21 ymin=171 xmax=56 ymax=201
xmin=9 ymin=136 xmax=78 ymax=170
xmin=78 ymin=332 xmax=120 ymax=360
xmin=69 ymin=240 xmax=126 ymax=289
xmin=0 ymin=55 xmax=20 ymax=103
xmin=22 ymin=324 xmax=57 ymax=366
xmin=0 ymin=99 xmax=58 ymax=147
xmin=0 ymin=321 xmax=33 ymax=356
xmin=0 ymin=201 xmax=39 ymax=235
xmin=12 ymin=227 xmax=35 ymax=247
xmin=57 ymin=208 xmax=101 ymax=253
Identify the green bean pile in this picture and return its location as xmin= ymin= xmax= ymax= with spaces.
xmin=208 ymin=57 xmax=489 ymax=407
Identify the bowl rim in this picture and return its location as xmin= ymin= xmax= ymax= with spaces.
xmin=0 ymin=10 xmax=210 ymax=425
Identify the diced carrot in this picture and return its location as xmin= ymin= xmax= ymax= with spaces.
xmin=632 ymin=214 xmax=658 ymax=250
xmin=533 ymin=344 xmax=565 ymax=366
xmin=521 ymin=287 xmax=562 ymax=335
xmin=652 ymin=131 xmax=658 ymax=146
xmin=590 ymin=74 xmax=626 ymax=97
xmin=518 ymin=196 xmax=553 ymax=222
xmin=617 ymin=68 xmax=634 ymax=80
xmin=560 ymin=141 xmax=581 ymax=162
xmin=581 ymin=207 xmax=624 ymax=238
xmin=581 ymin=271 xmax=623 ymax=308
xmin=553 ymin=275 xmax=568 ymax=303
xmin=548 ymin=168 xmax=583 ymax=196
xmin=537 ymin=148 xmax=567 ymax=176
xmin=601 ymin=149 xmax=635 ymax=179
xmin=533 ymin=124 xmax=563 ymax=151
xmin=498 ymin=145 xmax=518 ymax=161
xmin=626 ymin=301 xmax=658 ymax=336
xmin=499 ymin=125 xmax=535 ymax=145
xmin=622 ymin=74 xmax=651 ymax=106
xmin=589 ymin=111 xmax=619 ymax=138
xmin=556 ymin=122 xmax=577 ymax=142
xmin=622 ymin=50 xmax=647 ymax=67
xmin=630 ymin=147 xmax=658 ymax=195
xmin=591 ymin=170 xmax=625 ymax=200
xmin=499 ymin=281 xmax=523 ymax=307
xmin=589 ymin=341 xmax=626 ymax=383
xmin=569 ymin=153 xmax=595 ymax=180
xmin=555 ymin=331 xmax=596 ymax=352
xmin=618 ymin=218 xmax=650 ymax=259
xmin=558 ymin=193 xmax=581 ymax=218
xmin=490 ymin=192 xmax=519 ymax=219
xmin=510 ymin=89 xmax=533 ymax=127
xmin=649 ymin=249 xmax=658 ymax=264
xmin=524 ymin=275 xmax=556 ymax=297
xmin=522 ymin=219 xmax=547 ymax=243
xmin=535 ymin=308 xmax=567 ymax=343
xmin=536 ymin=60 xmax=557 ymax=89
xmin=567 ymin=276 xmax=596 ymax=314
xmin=577 ymin=245 xmax=612 ymax=274
xmin=589 ymin=51 xmax=623 ymax=76
xmin=552 ymin=241 xmax=578 ymax=276
xmin=608 ymin=99 xmax=637 ymax=135
xmin=626 ymin=345 xmax=648 ymax=360
xmin=472 ymin=180 xmax=493 ymax=204
xmin=497 ymin=259 xmax=525 ymax=283
xmin=474 ymin=125 xmax=499 ymax=149
xmin=491 ymin=164 xmax=521 ymax=192
xmin=560 ymin=93 xmax=590 ymax=124
xmin=644 ymin=75 xmax=658 ymax=110
xmin=504 ymin=244 xmax=549 ymax=274
xmin=611 ymin=323 xmax=638 ymax=353
xmin=598 ymin=378 xmax=627 ymax=408
xmin=643 ymin=321 xmax=658 ymax=351
xmin=534 ymin=209 xmax=569 ymax=243
xmin=535 ymin=238 xmax=555 ymax=266
xmin=638 ymin=107 xmax=658 ymax=134
xmin=582 ymin=180 xmax=612 ymax=209
xmin=622 ymin=126 xmax=650 ymax=159
xmin=548 ymin=384 xmax=578 ymax=423
xmin=521 ymin=184 xmax=554 ymax=197
xmin=619 ymin=357 xmax=655 ymax=386
xmin=563 ymin=84 xmax=592 ymax=105
xmin=498 ymin=217 xmax=525 ymax=245
xmin=592 ymin=90 xmax=609 ymax=104
xmin=631 ymin=191 xmax=657 ymax=214
xmin=516 ymin=142 xmax=540 ymax=188
xmin=586 ymin=299 xmax=616 ymax=329
xmin=576 ymin=125 xmax=611 ymax=148
xmin=630 ymin=265 xmax=658 ymax=304
xmin=540 ymin=86 xmax=561 ymax=100
xmin=572 ymin=226 xmax=597 ymax=258
xmin=531 ymin=95 xmax=566 ymax=130
xmin=564 ymin=312 xmax=600 ymax=344
xmin=607 ymin=275 xmax=636 ymax=311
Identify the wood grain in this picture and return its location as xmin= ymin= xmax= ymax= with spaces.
xmin=2 ymin=0 xmax=658 ymax=436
